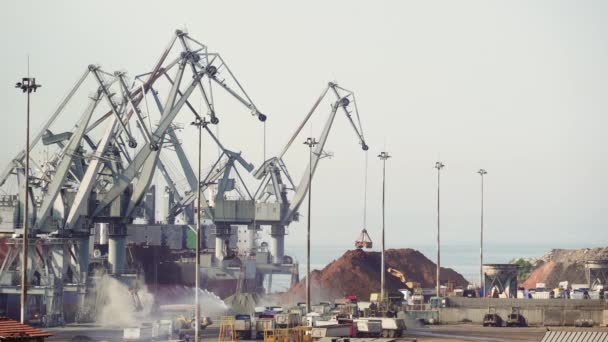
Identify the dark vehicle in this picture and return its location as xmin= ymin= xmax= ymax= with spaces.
xmin=462 ymin=289 xmax=476 ymax=298
xmin=483 ymin=307 xmax=503 ymax=327
xmin=506 ymin=307 xmax=526 ymax=327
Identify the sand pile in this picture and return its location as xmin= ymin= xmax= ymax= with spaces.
xmin=284 ymin=248 xmax=468 ymax=303
xmin=521 ymin=247 xmax=608 ymax=288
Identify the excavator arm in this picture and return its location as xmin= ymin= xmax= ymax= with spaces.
xmin=387 ymin=267 xmax=407 ymax=284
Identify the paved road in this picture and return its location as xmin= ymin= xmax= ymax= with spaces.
xmin=46 ymin=324 xmax=221 ymax=341
xmin=45 ymin=323 xmax=605 ymax=342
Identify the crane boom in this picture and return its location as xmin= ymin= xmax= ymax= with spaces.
xmin=36 ymin=86 xmax=103 ymax=230
xmin=277 ymin=82 xmax=369 ymax=224
xmin=92 ymin=60 xmax=194 ymax=217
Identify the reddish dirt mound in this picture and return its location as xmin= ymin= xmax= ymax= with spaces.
xmin=521 ymin=248 xmax=608 ymax=288
xmin=522 ymin=261 xmax=557 ymax=288
xmin=284 ymin=248 xmax=468 ymax=303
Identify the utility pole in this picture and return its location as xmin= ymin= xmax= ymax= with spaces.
xmin=478 ymin=168 xmax=487 ymax=296
xmin=304 ymin=137 xmax=317 ymax=312
xmin=191 ymin=116 xmax=206 ymax=342
xmin=15 ymin=75 xmax=41 ymax=324
xmin=434 ymin=161 xmax=444 ymax=298
xmin=378 ymin=152 xmax=390 ymax=302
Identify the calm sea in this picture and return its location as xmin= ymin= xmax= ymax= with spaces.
xmin=270 ymin=242 xmax=605 ymax=292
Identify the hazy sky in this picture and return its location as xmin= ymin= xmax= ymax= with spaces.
xmin=1 ymin=1 xmax=607 ymax=253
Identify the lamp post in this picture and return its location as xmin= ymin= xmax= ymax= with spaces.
xmin=191 ymin=116 xmax=207 ymax=342
xmin=434 ymin=161 xmax=444 ymax=298
xmin=378 ymin=152 xmax=390 ymax=303
xmin=15 ymin=77 xmax=41 ymax=324
xmin=477 ymin=168 xmax=487 ymax=296
xmin=304 ymin=137 xmax=317 ymax=312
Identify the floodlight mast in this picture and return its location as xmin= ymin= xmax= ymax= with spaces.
xmin=14 ymin=75 xmax=41 ymax=324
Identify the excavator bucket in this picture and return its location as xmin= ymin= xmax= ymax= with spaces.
xmin=355 ymin=228 xmax=373 ymax=249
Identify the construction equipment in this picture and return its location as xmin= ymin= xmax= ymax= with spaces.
xmin=173 ymin=314 xmax=212 ymax=332
xmin=387 ymin=267 xmax=420 ymax=290
xmin=355 ymin=229 xmax=373 ymax=249
xmin=482 ymin=307 xmax=503 ymax=327
xmin=275 ymin=312 xmax=301 ymax=328
xmin=256 ymin=318 xmax=276 ymax=339
xmin=234 ymin=314 xmax=253 ymax=339
xmin=0 ymin=29 xmax=267 ymax=325
xmin=1 ymin=29 xmax=372 ymax=325
xmin=354 ymin=319 xmax=382 ymax=337
xmin=506 ymin=307 xmax=526 ymax=327
xmin=359 ymin=317 xmax=406 ymax=338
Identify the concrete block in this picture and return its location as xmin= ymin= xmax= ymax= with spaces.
xmin=563 ymin=310 xmax=582 ymax=325
xmin=544 ymin=308 xmax=563 ymax=326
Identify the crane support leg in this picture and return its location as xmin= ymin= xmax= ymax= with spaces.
xmin=76 ymin=236 xmax=90 ymax=308
xmin=214 ymin=224 xmax=231 ymax=263
xmin=270 ymin=225 xmax=285 ymax=264
xmin=107 ymin=223 xmax=127 ymax=276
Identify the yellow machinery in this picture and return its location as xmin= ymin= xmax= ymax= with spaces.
xmin=174 ymin=314 xmax=212 ymax=331
xmin=387 ymin=267 xmax=420 ymax=290
xmin=219 ymin=316 xmax=236 ymax=342
xmin=264 ymin=327 xmax=312 ymax=342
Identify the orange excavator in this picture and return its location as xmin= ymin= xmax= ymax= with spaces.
xmin=355 ymin=229 xmax=373 ymax=249
xmin=387 ymin=267 xmax=420 ymax=291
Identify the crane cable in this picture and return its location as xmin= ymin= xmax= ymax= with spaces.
xmin=363 ymin=150 xmax=369 ymax=229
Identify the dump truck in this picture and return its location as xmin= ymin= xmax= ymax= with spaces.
xmin=275 ymin=312 xmax=300 ymax=328
xmin=354 ymin=319 xmax=382 ymax=337
xmin=359 ymin=317 xmax=406 ymax=338
xmin=311 ymin=325 xmax=352 ymax=338
xmin=255 ymin=317 xmax=275 ymax=339
xmin=235 ymin=314 xmax=252 ymax=339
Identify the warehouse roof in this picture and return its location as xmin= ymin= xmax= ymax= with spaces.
xmin=0 ymin=317 xmax=52 ymax=340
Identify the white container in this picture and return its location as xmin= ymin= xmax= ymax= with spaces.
xmin=531 ymin=291 xmax=551 ymax=299
xmin=155 ymin=320 xmax=172 ymax=338
xmin=311 ymin=325 xmax=351 ymax=338
xmin=123 ymin=326 xmax=153 ymax=341
xmin=275 ymin=312 xmax=300 ymax=327
xmin=354 ymin=319 xmax=382 ymax=335
xmin=314 ymin=319 xmax=339 ymax=327
xmin=360 ymin=317 xmax=406 ymax=331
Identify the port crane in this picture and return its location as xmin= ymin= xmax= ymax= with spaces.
xmin=0 ymin=30 xmax=265 ymax=325
xmin=253 ymin=82 xmax=368 ymax=263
